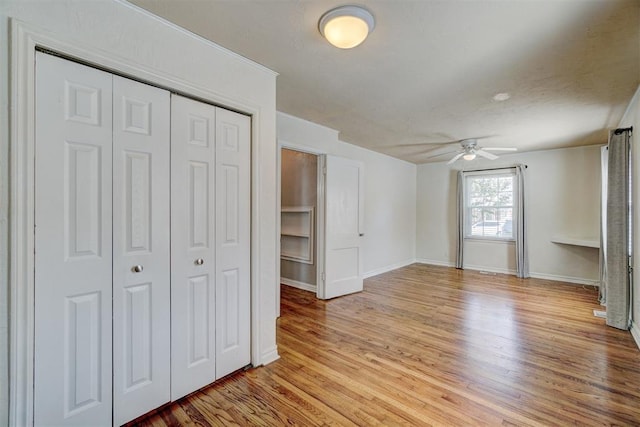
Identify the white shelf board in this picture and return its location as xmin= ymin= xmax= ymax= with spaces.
xmin=281 ymin=230 xmax=310 ymax=238
xmin=551 ymin=236 xmax=599 ymax=249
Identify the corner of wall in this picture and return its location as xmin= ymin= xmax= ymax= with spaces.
xmin=415 ymin=258 xmax=456 ymax=268
xmin=363 ymin=258 xmax=416 ymax=279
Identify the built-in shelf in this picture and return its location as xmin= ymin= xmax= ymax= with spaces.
xmin=551 ymin=236 xmax=600 ymax=249
xmin=281 ymin=206 xmax=314 ymax=264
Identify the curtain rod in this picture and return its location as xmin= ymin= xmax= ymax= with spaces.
xmin=462 ymin=165 xmax=527 ymax=173
xmin=614 ymin=126 xmax=633 ymax=135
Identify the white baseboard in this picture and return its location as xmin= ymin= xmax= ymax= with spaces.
xmin=259 ymin=346 xmax=280 ymax=366
xmin=631 ymin=322 xmax=640 ymax=350
xmin=280 ymin=277 xmax=316 ymax=293
xmin=464 ymin=264 xmax=517 ymax=276
xmin=415 ymin=259 xmax=512 ymax=275
xmin=529 ymin=272 xmax=599 ymax=287
xmin=415 ymin=258 xmax=455 ymax=268
xmin=414 ymin=259 xmax=598 ymax=286
xmin=364 ymin=258 xmax=416 ymax=278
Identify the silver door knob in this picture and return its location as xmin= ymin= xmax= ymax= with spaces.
xmin=131 ymin=265 xmax=143 ymax=273
xmin=195 ymin=258 xmax=204 ymax=266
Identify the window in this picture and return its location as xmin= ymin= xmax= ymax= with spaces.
xmin=465 ymin=170 xmax=516 ymax=240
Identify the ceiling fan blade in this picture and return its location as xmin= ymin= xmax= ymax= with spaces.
xmin=447 ymin=152 xmax=465 ymax=165
xmin=420 ymin=149 xmax=460 ymax=160
xmin=392 ymin=140 xmax=460 ymax=148
xmin=476 ymin=150 xmax=498 ymax=160
xmin=482 ymin=147 xmax=518 ymax=152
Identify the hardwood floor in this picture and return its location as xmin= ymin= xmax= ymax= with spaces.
xmin=131 ymin=264 xmax=640 ymax=426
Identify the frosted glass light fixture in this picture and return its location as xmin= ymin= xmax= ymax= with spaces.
xmin=463 ymin=153 xmax=477 ymax=161
xmin=319 ymin=5 xmax=375 ymax=49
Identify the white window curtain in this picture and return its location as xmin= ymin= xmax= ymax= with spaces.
xmin=605 ymin=128 xmax=632 ymax=330
xmin=455 ymin=165 xmax=529 ymax=278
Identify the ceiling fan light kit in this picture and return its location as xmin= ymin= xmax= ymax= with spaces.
xmin=319 ymin=5 xmax=375 ymax=49
xmin=422 ymin=138 xmax=519 ymax=165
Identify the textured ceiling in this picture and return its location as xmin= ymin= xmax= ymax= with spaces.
xmin=129 ymin=0 xmax=640 ymax=163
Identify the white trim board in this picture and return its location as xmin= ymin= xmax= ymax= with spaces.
xmin=363 ymin=259 xmax=416 ymax=279
xmin=463 ymin=264 xmax=517 ymax=276
xmin=414 ymin=260 xmax=598 ymax=286
xmin=281 ymin=278 xmax=316 ymax=293
xmin=528 ymin=272 xmax=599 ymax=287
xmin=631 ymin=322 xmax=640 ymax=350
xmin=260 ymin=346 xmax=281 ymax=366
xmin=415 ymin=258 xmax=456 ymax=268
xmin=279 ymin=139 xmax=327 ymax=156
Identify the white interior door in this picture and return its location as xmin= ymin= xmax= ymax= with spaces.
xmin=215 ymin=108 xmax=251 ymax=379
xmin=34 ymin=52 xmax=113 ymax=426
xmin=170 ymin=94 xmax=217 ymax=400
xmin=112 ymin=76 xmax=171 ymax=425
xmin=321 ymin=155 xmax=364 ymax=299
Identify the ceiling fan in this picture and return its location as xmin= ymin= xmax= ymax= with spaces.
xmin=422 ymin=138 xmax=517 ymax=164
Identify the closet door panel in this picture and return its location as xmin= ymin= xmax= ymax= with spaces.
xmin=170 ymin=95 xmax=217 ymax=400
xmin=215 ymin=108 xmax=251 ymax=379
xmin=34 ymin=52 xmax=113 ymax=426
xmin=113 ymin=76 xmax=171 ymax=425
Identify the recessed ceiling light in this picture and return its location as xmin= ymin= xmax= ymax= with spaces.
xmin=493 ymin=92 xmax=511 ymax=102
xmin=319 ymin=5 xmax=375 ymax=49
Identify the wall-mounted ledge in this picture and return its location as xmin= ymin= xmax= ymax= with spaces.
xmin=551 ymin=236 xmax=599 ymax=249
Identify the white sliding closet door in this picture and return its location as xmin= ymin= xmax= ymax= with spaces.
xmin=112 ymin=76 xmax=171 ymax=425
xmin=215 ymin=108 xmax=251 ymax=379
xmin=170 ymin=95 xmax=217 ymax=400
xmin=34 ymin=53 xmax=113 ymax=426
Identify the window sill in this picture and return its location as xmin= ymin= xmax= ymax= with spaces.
xmin=464 ymin=237 xmax=515 ymax=245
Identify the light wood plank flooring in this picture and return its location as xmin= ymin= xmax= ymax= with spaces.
xmin=131 ymin=264 xmax=640 ymax=426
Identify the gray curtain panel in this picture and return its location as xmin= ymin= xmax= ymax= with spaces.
xmin=515 ymin=164 xmax=529 ymax=278
xmin=605 ymin=129 xmax=631 ymax=330
xmin=599 ymin=146 xmax=608 ymax=305
xmin=455 ymin=170 xmax=464 ymax=269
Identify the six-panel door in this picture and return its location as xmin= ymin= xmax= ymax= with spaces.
xmin=35 ymin=52 xmax=114 ymax=426
xmin=170 ymin=95 xmax=217 ymax=400
xmin=112 ymin=76 xmax=171 ymax=425
xmin=34 ymin=53 xmax=252 ymax=425
xmin=215 ymin=108 xmax=252 ymax=379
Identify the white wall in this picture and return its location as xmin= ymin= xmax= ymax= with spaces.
xmin=278 ymin=113 xmax=417 ymax=277
xmin=417 ymin=145 xmax=601 ymax=284
xmin=1 ymin=1 xmax=278 ymax=424
xmin=619 ymin=84 xmax=640 ymax=347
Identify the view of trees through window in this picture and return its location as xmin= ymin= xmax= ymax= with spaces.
xmin=465 ymin=173 xmax=515 ymax=239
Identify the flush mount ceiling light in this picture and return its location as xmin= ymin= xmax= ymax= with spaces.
xmin=493 ymin=92 xmax=511 ymax=102
xmin=319 ymin=5 xmax=375 ymax=49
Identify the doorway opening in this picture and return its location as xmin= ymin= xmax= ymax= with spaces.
xmin=280 ymin=148 xmax=323 ymax=297
xmin=277 ymin=147 xmax=365 ymax=315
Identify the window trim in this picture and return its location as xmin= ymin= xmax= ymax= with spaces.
xmin=463 ymin=168 xmax=517 ymax=242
